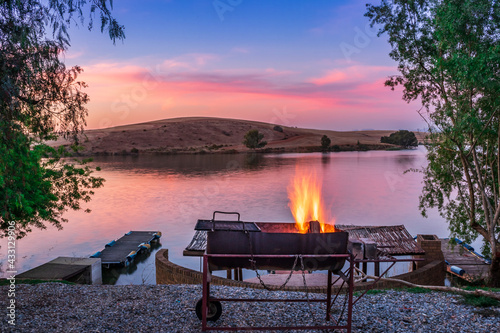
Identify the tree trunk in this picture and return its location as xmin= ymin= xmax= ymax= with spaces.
xmin=489 ymin=248 xmax=500 ymax=288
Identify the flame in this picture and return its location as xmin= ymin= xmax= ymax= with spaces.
xmin=287 ymin=167 xmax=335 ymax=233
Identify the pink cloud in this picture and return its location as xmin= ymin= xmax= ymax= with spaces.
xmin=310 ymin=65 xmax=395 ymax=86
xmin=79 ymin=59 xmax=422 ymax=131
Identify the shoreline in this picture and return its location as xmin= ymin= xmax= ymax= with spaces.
xmin=79 ymin=143 xmax=415 ymax=157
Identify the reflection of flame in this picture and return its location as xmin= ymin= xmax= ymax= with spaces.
xmin=287 ymin=167 xmax=335 ymax=233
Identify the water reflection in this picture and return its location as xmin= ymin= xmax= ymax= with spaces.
xmin=0 ymin=147 xmax=453 ymax=284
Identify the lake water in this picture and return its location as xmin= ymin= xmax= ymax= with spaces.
xmin=1 ymin=147 xmax=456 ymax=284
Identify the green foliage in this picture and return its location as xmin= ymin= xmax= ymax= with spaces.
xmin=0 ymin=1 xmax=123 ymax=238
xmin=365 ymin=289 xmax=387 ymax=295
xmin=381 ymin=130 xmax=418 ymax=148
xmin=321 ymin=135 xmax=331 ymax=151
xmin=243 ymin=129 xmax=267 ymax=149
xmin=461 ymin=294 xmax=499 ymax=307
xmin=404 ymin=287 xmax=432 ymax=294
xmin=367 ymin=0 xmax=500 ymax=286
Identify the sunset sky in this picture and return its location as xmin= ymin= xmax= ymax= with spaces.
xmin=64 ymin=0 xmax=425 ymax=131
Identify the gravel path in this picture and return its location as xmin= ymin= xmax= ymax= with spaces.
xmin=1 ymin=283 xmax=499 ymax=332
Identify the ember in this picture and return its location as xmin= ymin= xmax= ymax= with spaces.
xmin=287 ymin=167 xmax=335 ymax=233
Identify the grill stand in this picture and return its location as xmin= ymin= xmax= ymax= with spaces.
xmin=199 ymin=254 xmax=422 ymax=332
xmin=200 ymin=253 xmax=354 ymax=332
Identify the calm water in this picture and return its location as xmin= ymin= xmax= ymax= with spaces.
xmin=1 ymin=147 xmax=454 ymax=284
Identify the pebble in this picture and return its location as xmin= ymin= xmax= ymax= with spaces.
xmin=1 ymin=284 xmax=499 ymax=332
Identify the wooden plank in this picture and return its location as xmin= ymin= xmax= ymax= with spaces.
xmin=96 ymin=231 xmax=160 ymax=265
xmin=441 ymin=239 xmax=489 ymax=280
xmin=17 ymin=263 xmax=87 ymax=280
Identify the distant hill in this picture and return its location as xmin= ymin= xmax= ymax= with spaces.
xmin=48 ymin=117 xmax=428 ymax=155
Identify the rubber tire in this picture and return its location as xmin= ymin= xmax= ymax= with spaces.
xmin=195 ymin=298 xmax=222 ymax=322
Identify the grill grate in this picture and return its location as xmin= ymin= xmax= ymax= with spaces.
xmin=194 ymin=219 xmax=261 ymax=232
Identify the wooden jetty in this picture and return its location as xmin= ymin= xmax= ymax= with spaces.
xmin=16 ymin=257 xmax=102 ymax=284
xmin=441 ymin=239 xmax=490 ymax=282
xmin=91 ymin=231 xmax=161 ymax=266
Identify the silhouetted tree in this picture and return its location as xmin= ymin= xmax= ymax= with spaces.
xmin=243 ymin=129 xmax=267 ymax=149
xmin=367 ymin=0 xmax=500 ymax=285
xmin=1 ymin=1 xmax=124 ymax=238
xmin=321 ymin=135 xmax=331 ymax=151
xmin=381 ymin=130 xmax=418 ymax=149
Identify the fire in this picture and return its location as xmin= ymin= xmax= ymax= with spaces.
xmin=287 ymin=167 xmax=335 ymax=233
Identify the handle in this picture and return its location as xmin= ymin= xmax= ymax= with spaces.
xmin=212 ymin=211 xmax=241 ymax=221
xmin=211 ymin=211 xmax=244 ymax=232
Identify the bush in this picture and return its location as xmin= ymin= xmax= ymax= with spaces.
xmin=273 ymin=125 xmax=283 ymax=132
xmin=243 ymin=129 xmax=267 ymax=149
xmin=321 ymin=135 xmax=331 ymax=151
xmin=381 ymin=130 xmax=418 ymax=148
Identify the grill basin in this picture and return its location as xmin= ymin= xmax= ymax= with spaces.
xmin=206 ymin=230 xmax=348 ymax=272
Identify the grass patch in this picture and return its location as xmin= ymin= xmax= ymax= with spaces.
xmin=405 ymin=287 xmax=432 ymax=294
xmin=461 ymin=294 xmax=499 ymax=307
xmin=365 ymin=289 xmax=387 ymax=295
xmin=462 ymin=285 xmax=500 ymax=293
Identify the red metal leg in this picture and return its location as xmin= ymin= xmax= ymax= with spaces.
xmin=202 ymin=254 xmax=208 ymax=331
xmin=347 ymin=254 xmax=354 ymax=333
xmin=326 ymin=270 xmax=332 ymax=321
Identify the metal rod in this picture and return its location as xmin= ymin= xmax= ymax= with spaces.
xmin=346 ymin=255 xmax=354 ymax=333
xmin=210 ymin=298 xmax=326 ymax=302
xmin=202 ymin=254 xmax=208 ymax=331
xmin=206 ymin=254 xmax=350 ymax=258
xmin=353 ymin=258 xmax=424 ymax=263
xmin=331 ymin=278 xmax=346 ymax=307
xmin=353 ymin=261 xmax=396 ymax=306
xmin=326 ymin=269 xmax=332 ymax=321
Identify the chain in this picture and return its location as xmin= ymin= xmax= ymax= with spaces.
xmin=300 ymin=255 xmax=317 ymax=323
xmin=250 ymin=255 xmax=299 ymax=291
xmin=246 ymin=231 xmax=299 ymax=291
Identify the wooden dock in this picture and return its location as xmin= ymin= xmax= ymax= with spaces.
xmin=441 ymin=239 xmax=490 ymax=281
xmin=91 ymin=231 xmax=161 ymax=266
xmin=16 ymin=257 xmax=102 ymax=284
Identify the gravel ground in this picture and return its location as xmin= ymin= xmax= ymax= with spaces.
xmin=1 ymin=283 xmax=499 ymax=332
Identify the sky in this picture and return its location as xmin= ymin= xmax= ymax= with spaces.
xmin=63 ymin=0 xmax=426 ymax=131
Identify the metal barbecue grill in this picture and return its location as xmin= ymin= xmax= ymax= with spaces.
xmin=196 ymin=211 xmax=355 ymax=332
xmin=191 ymin=212 xmax=425 ymax=332
xmin=206 ymin=229 xmax=348 ymax=271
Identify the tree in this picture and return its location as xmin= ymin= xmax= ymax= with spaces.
xmin=321 ymin=135 xmax=331 ymax=151
xmin=380 ymin=130 xmax=418 ymax=148
xmin=243 ymin=129 xmax=267 ymax=150
xmin=366 ymin=0 xmax=500 ymax=286
xmin=1 ymin=1 xmax=124 ymax=238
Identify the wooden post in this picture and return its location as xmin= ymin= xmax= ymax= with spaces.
xmin=226 ymin=269 xmax=232 ymax=279
xmin=374 ymin=262 xmax=380 ymax=277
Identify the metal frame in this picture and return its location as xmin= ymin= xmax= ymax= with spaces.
xmin=199 ymin=254 xmax=422 ymax=332
xmin=201 ymin=253 xmax=354 ymax=332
